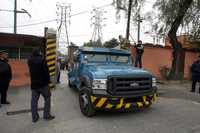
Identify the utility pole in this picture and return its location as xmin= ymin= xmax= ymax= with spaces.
xmin=91 ymin=8 xmax=106 ymax=46
xmin=14 ymin=0 xmax=17 ymax=34
xmin=136 ymin=7 xmax=143 ymax=42
xmin=126 ymin=0 xmax=133 ymax=41
xmin=56 ymin=3 xmax=71 ymax=54
xmin=12 ymin=0 xmax=31 ymax=59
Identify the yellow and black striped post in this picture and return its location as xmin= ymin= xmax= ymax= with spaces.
xmin=45 ymin=28 xmax=57 ymax=90
xmin=46 ymin=38 xmax=56 ymax=90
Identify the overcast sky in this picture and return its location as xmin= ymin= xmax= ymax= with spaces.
xmin=0 ymin=0 xmax=159 ymax=52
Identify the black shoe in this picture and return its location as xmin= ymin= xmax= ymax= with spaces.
xmin=32 ymin=116 xmax=39 ymax=123
xmin=44 ymin=115 xmax=55 ymax=121
xmin=1 ymin=101 xmax=10 ymax=104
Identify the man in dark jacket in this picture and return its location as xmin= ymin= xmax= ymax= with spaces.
xmin=135 ymin=40 xmax=144 ymax=68
xmin=190 ymin=56 xmax=200 ymax=93
xmin=28 ymin=48 xmax=55 ymax=123
xmin=0 ymin=50 xmax=12 ymax=105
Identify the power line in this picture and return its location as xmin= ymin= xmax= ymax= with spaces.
xmin=91 ymin=7 xmax=107 ymax=46
xmin=0 ymin=3 xmax=112 ymax=29
xmin=0 ymin=19 xmax=57 ymax=28
xmin=56 ymin=3 xmax=71 ymax=48
xmin=69 ymin=3 xmax=112 ymax=17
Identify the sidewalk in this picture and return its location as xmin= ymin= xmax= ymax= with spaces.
xmin=158 ymin=81 xmax=200 ymax=103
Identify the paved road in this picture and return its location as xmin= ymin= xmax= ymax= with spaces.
xmin=0 ymin=71 xmax=200 ymax=133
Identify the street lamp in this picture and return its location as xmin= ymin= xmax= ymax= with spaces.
xmin=19 ymin=8 xmax=32 ymax=18
xmin=0 ymin=8 xmax=31 ymax=33
xmin=14 ymin=0 xmax=31 ymax=34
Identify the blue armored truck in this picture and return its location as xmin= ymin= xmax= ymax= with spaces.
xmin=68 ymin=47 xmax=157 ymax=117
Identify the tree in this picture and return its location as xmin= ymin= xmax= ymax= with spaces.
xmin=83 ymin=40 xmax=102 ymax=47
xmin=83 ymin=40 xmax=93 ymax=47
xmin=104 ymin=38 xmax=119 ymax=48
xmin=154 ymin=0 xmax=200 ymax=79
xmin=115 ymin=0 xmax=200 ymax=79
xmin=113 ymin=0 xmax=145 ymax=41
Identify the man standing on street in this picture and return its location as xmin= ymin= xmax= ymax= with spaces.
xmin=56 ymin=58 xmax=61 ymax=83
xmin=28 ymin=48 xmax=55 ymax=123
xmin=0 ymin=50 xmax=12 ymax=105
xmin=135 ymin=40 xmax=144 ymax=68
xmin=190 ymin=56 xmax=200 ymax=93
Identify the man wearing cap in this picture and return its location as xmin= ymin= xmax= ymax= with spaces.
xmin=190 ymin=56 xmax=200 ymax=93
xmin=0 ymin=50 xmax=12 ymax=105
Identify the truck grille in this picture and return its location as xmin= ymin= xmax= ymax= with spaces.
xmin=107 ymin=76 xmax=152 ymax=95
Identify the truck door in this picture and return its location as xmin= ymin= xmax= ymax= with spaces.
xmin=73 ymin=54 xmax=81 ymax=88
xmin=68 ymin=52 xmax=82 ymax=89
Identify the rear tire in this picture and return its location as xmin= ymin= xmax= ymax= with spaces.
xmin=79 ymin=87 xmax=96 ymax=117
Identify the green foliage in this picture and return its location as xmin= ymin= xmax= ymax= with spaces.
xmin=83 ymin=39 xmax=103 ymax=47
xmin=103 ymin=38 xmax=119 ymax=48
xmin=83 ymin=40 xmax=93 ymax=47
xmin=113 ymin=0 xmax=145 ymax=24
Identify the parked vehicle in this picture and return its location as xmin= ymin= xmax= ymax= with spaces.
xmin=68 ymin=47 xmax=157 ymax=117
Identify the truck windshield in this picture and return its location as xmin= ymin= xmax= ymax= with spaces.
xmin=84 ymin=54 xmax=107 ymax=62
xmin=110 ymin=55 xmax=129 ymax=63
xmin=83 ymin=53 xmax=130 ymax=64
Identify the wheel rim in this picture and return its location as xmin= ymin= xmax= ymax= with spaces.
xmin=80 ymin=92 xmax=89 ymax=109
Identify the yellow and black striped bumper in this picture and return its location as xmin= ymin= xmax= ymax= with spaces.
xmin=90 ymin=94 xmax=157 ymax=110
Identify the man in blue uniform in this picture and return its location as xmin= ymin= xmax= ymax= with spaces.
xmin=191 ymin=56 xmax=200 ymax=93
xmin=0 ymin=50 xmax=12 ymax=105
xmin=135 ymin=40 xmax=144 ymax=68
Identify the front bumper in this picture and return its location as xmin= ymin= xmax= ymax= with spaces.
xmin=90 ymin=93 xmax=157 ymax=110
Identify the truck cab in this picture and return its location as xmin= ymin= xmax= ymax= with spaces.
xmin=68 ymin=47 xmax=157 ymax=116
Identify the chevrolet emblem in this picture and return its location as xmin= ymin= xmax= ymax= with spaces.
xmin=130 ymin=83 xmax=139 ymax=87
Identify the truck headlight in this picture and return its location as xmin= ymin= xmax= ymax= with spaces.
xmin=152 ymin=77 xmax=156 ymax=87
xmin=92 ymin=79 xmax=107 ymax=90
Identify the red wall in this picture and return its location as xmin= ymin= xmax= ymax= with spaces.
xmin=8 ymin=47 xmax=199 ymax=88
xmin=131 ymin=46 xmax=198 ymax=79
xmin=9 ymin=59 xmax=30 ymax=88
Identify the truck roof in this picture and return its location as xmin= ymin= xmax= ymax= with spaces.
xmin=79 ymin=47 xmax=130 ymax=55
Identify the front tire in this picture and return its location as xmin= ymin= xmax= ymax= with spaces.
xmin=79 ymin=87 xmax=96 ymax=117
